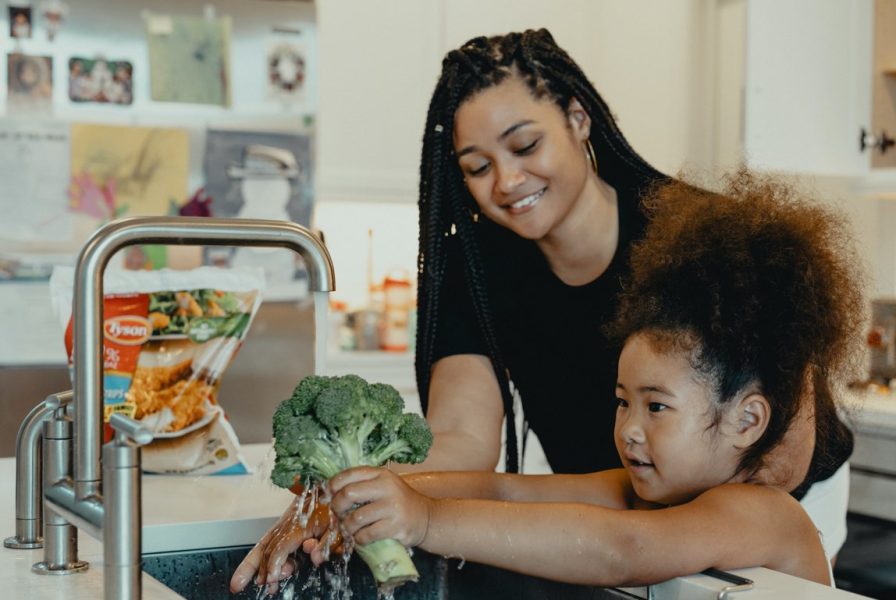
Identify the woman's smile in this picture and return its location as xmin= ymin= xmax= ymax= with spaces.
xmin=504 ymin=187 xmax=546 ymax=213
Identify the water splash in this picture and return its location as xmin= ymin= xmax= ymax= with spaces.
xmin=255 ymin=445 xmax=278 ymax=486
xmin=441 ymin=554 xmax=466 ymax=570
xmin=281 ymin=581 xmax=295 ymax=600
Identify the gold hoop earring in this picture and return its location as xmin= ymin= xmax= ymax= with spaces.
xmin=584 ymin=140 xmax=598 ymax=175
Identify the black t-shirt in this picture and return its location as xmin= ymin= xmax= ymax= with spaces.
xmin=432 ymin=184 xmax=648 ymax=474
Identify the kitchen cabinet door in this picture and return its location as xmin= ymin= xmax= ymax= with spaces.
xmin=742 ymin=0 xmax=873 ymax=176
xmin=315 ymin=0 xmax=442 ymax=205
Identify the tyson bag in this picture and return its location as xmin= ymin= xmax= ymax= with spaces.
xmin=50 ymin=266 xmax=265 ymax=475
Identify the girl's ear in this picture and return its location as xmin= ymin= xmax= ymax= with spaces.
xmin=567 ymin=97 xmax=591 ymax=141
xmin=731 ymin=392 xmax=771 ymax=449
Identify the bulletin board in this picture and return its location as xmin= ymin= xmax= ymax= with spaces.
xmin=0 ymin=0 xmax=318 ymax=365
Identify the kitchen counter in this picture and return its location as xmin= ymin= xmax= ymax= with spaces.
xmin=845 ymin=387 xmax=896 ymax=521
xmin=847 ymin=386 xmax=896 ymax=435
xmin=1 ymin=441 xmax=872 ymax=599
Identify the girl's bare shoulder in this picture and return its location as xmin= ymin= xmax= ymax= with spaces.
xmin=689 ymin=483 xmax=829 ymax=582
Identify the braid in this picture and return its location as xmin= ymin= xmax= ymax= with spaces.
xmin=449 ymin=187 xmax=519 ymax=473
xmin=415 ymin=68 xmax=461 ymax=408
xmin=416 ymin=28 xmax=660 ymax=473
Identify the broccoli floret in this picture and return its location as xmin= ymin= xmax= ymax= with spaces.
xmin=367 ymin=382 xmax=405 ymax=414
xmin=367 ymin=413 xmax=433 ymax=466
xmin=271 ymin=375 xmax=333 ymax=437
xmin=270 ymin=373 xmax=434 ymax=589
xmin=398 ymin=413 xmax=435 ymax=461
xmin=290 ymin=375 xmax=333 ymax=414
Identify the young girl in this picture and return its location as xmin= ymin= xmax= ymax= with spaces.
xmin=324 ymin=173 xmax=863 ymax=587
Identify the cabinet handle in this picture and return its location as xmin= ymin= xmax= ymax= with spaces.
xmin=860 ymin=127 xmax=895 ymax=154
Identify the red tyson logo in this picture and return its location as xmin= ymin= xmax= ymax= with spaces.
xmin=104 ymin=316 xmax=152 ymax=346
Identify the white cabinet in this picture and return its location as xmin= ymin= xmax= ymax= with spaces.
xmin=718 ymin=0 xmax=884 ymax=178
xmin=743 ymin=0 xmax=873 ymax=176
xmin=315 ymin=0 xmax=442 ymax=205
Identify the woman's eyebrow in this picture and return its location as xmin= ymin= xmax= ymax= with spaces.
xmin=456 ymin=119 xmax=535 ymax=158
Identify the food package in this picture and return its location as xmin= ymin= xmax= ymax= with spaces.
xmin=50 ymin=266 xmax=265 ymax=475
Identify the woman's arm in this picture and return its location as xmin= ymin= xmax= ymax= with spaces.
xmin=332 ymin=475 xmax=830 ymax=588
xmin=393 ymin=354 xmax=505 ymax=472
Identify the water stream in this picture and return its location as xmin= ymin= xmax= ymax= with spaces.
xmin=313 ymin=290 xmax=329 ymax=376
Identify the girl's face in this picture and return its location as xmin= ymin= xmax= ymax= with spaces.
xmin=452 ymin=76 xmax=592 ymax=241
xmin=614 ymin=334 xmax=744 ymax=505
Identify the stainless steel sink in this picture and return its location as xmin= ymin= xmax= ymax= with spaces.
xmin=142 ymin=545 xmax=641 ymax=599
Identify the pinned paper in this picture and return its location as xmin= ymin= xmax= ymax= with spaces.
xmin=70 ymin=123 xmax=189 ymax=218
xmin=146 ymin=13 xmax=231 ymax=106
xmin=7 ymin=53 xmax=53 ymax=113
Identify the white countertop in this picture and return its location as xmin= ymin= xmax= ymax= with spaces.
xmin=846 ymin=386 xmax=896 ymax=436
xmin=141 ymin=444 xmax=293 ymax=553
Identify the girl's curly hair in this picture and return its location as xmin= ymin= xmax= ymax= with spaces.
xmin=609 ymin=169 xmax=865 ymax=480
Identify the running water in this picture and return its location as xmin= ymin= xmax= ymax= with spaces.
xmin=313 ymin=290 xmax=330 ymax=376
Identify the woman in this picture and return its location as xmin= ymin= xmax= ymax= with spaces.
xmin=231 ymin=28 xmax=851 ymax=594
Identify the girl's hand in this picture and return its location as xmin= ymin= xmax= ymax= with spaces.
xmin=328 ymin=466 xmax=432 ymax=549
xmin=229 ymin=495 xmax=329 ymax=595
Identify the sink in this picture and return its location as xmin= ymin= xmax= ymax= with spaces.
xmin=142 ymin=545 xmax=640 ymax=599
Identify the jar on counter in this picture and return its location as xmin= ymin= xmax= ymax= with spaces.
xmin=380 ymin=269 xmax=412 ymax=352
xmin=353 ymin=309 xmax=381 ymax=351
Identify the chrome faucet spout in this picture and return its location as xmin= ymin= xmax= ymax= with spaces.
xmin=4 ymin=390 xmax=73 ymax=550
xmin=71 ymin=217 xmax=335 ymax=497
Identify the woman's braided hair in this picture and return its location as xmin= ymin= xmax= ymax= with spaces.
xmin=415 ymin=29 xmax=663 ymax=472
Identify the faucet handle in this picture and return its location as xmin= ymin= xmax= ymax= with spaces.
xmin=44 ymin=390 xmax=73 ymax=415
xmin=107 ymin=414 xmax=153 ymax=447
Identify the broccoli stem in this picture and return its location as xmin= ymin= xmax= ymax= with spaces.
xmin=368 ymin=439 xmax=410 ymax=466
xmin=354 ymin=538 xmax=419 ymax=588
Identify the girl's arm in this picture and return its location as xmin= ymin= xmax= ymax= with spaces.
xmin=401 ymin=468 xmax=633 ymax=509
xmin=330 ymin=472 xmax=830 ymax=587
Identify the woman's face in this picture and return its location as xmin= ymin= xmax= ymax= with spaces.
xmin=614 ymin=334 xmax=744 ymax=506
xmin=453 ymin=76 xmax=592 ymax=241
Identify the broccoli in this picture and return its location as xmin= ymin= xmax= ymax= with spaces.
xmin=271 ymin=374 xmax=434 ymax=589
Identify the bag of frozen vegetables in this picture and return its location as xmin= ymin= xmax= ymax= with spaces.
xmin=50 ymin=266 xmax=265 ymax=475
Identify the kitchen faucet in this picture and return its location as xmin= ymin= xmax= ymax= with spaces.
xmin=8 ymin=216 xmax=335 ymax=599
